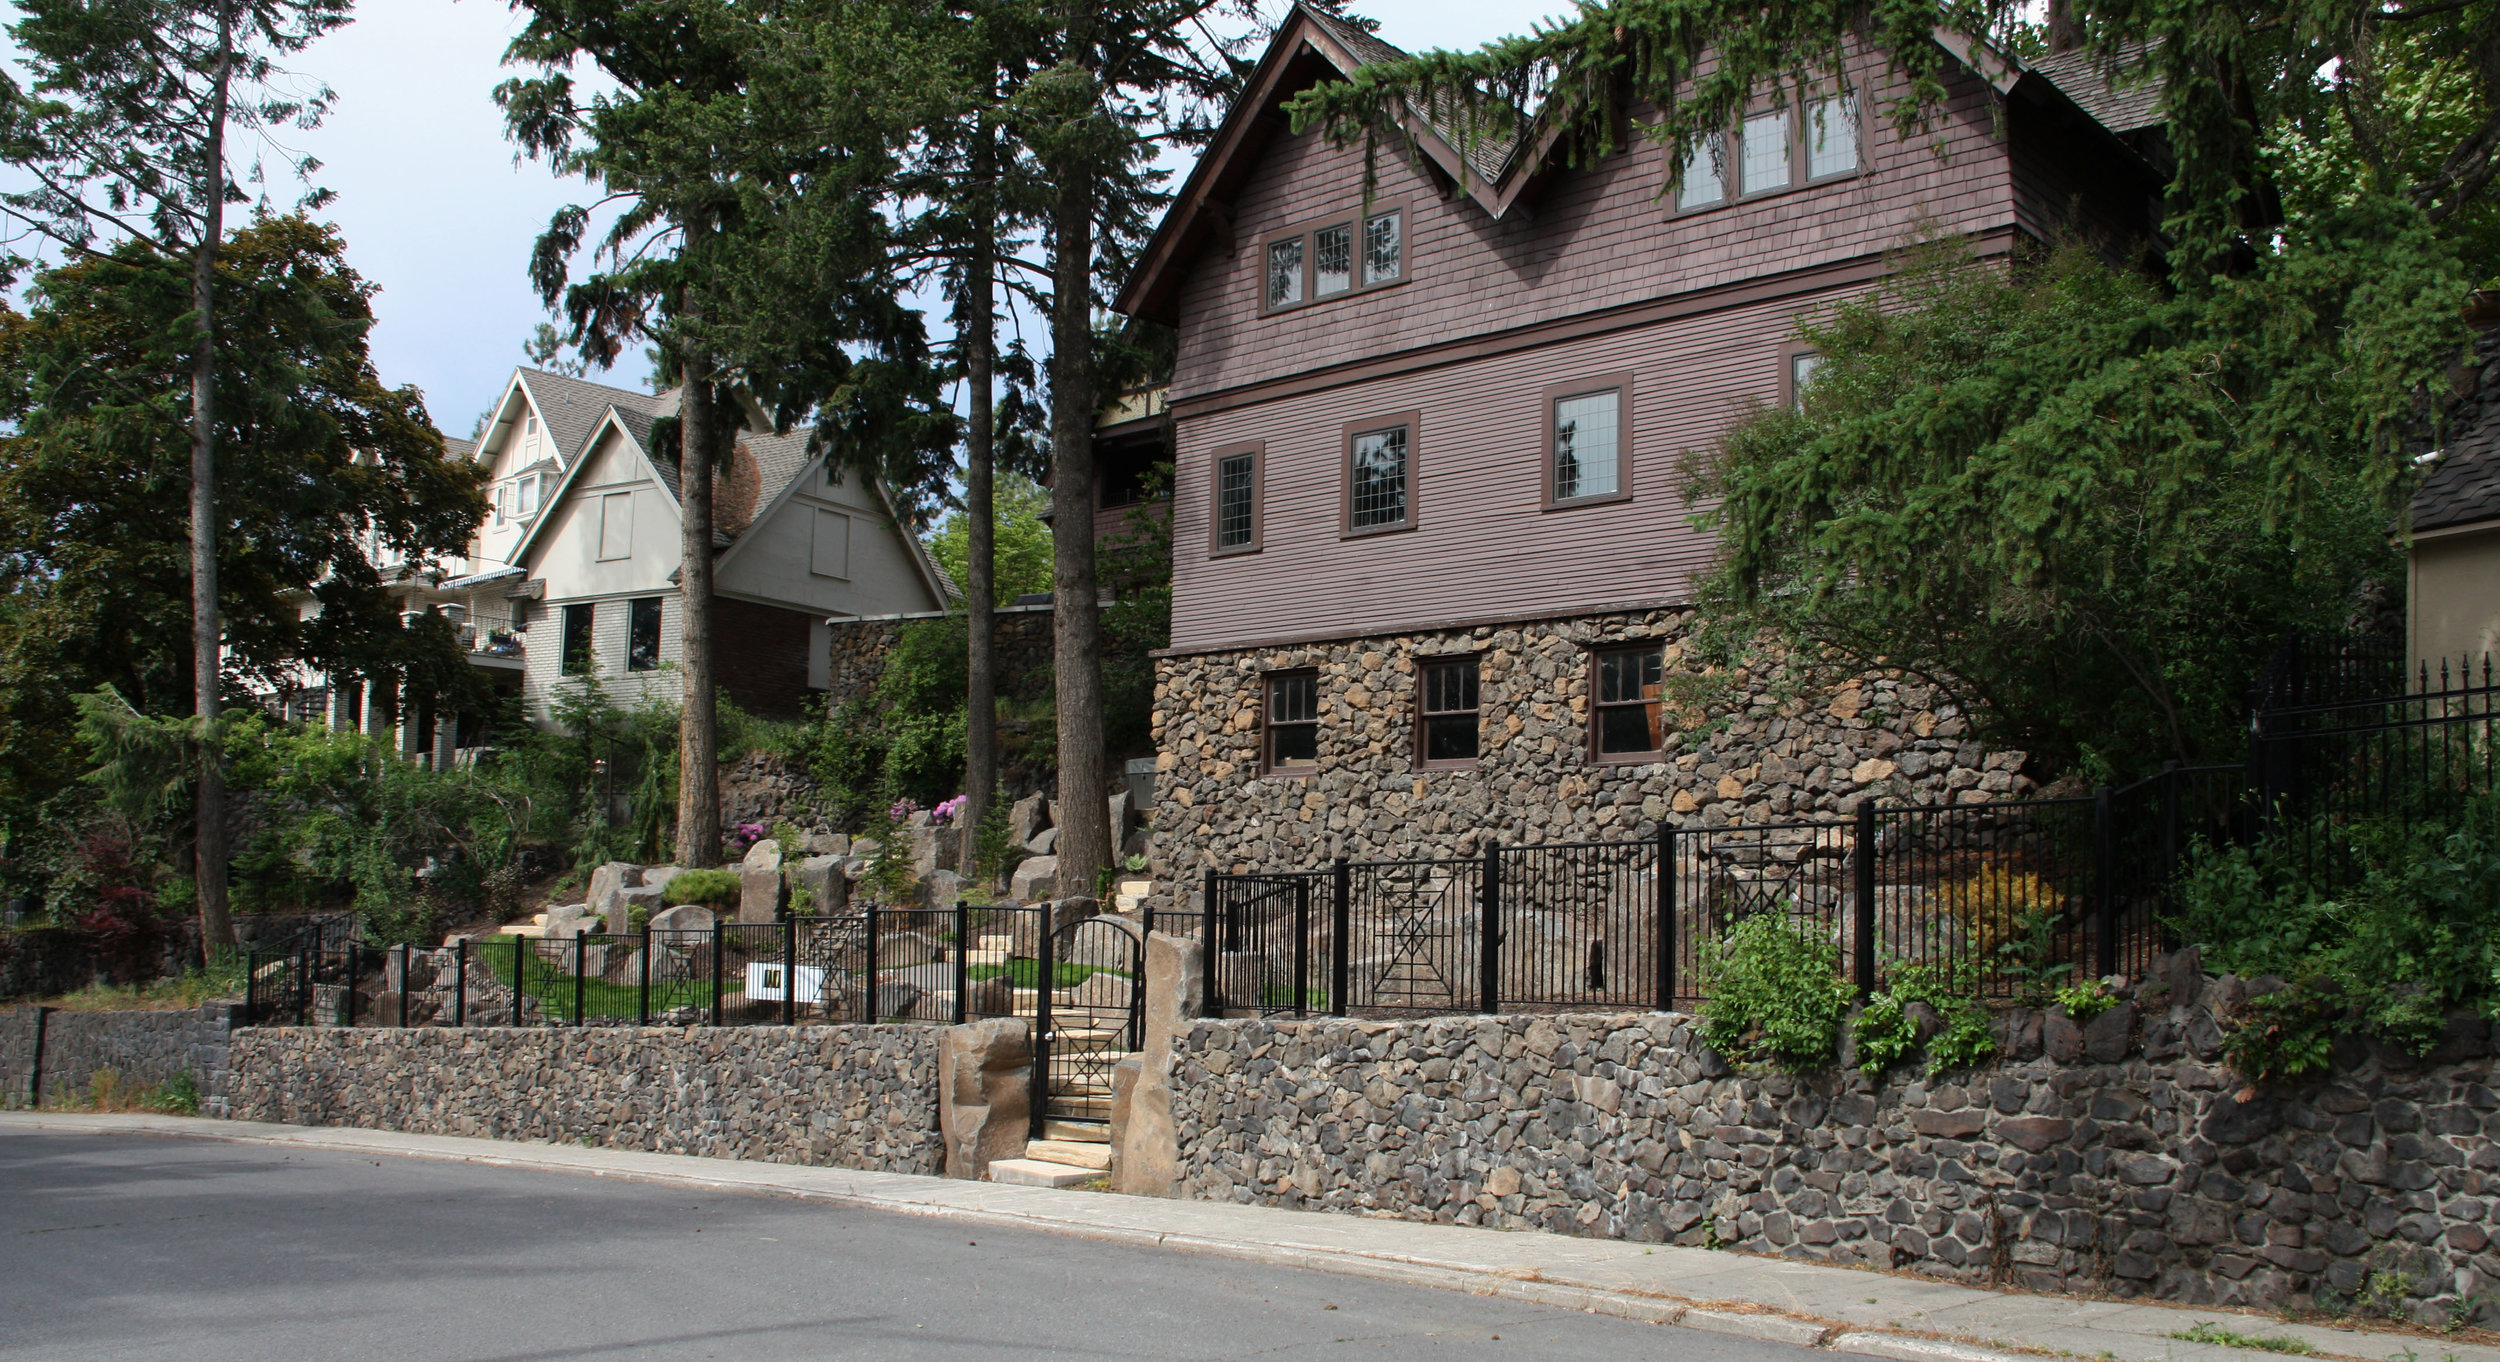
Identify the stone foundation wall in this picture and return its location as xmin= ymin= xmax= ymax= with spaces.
xmin=1148 ymin=607 xmax=2033 ymax=877
xmin=0 ymin=1002 xmax=240 ymax=1109
xmin=1168 ymin=991 xmax=2500 ymax=1324
xmin=223 ymin=1024 xmax=946 ymax=1174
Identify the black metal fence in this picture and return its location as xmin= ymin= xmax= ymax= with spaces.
xmin=1186 ymin=765 xmax=2243 ymax=1018
xmin=243 ymin=902 xmax=1047 ymax=1030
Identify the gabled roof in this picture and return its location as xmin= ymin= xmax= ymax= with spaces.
xmin=1117 ymin=8 xmax=2168 ymax=326
xmin=513 ymin=368 xmax=664 ymax=467
xmin=2413 ymin=364 xmax=2500 ymax=536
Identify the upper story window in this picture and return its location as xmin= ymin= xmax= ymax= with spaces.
xmin=1674 ymin=93 xmax=1862 ymax=214
xmin=1545 ymin=376 xmax=1633 ymax=507
xmin=1342 ymin=414 xmax=1417 ymax=536
xmin=627 ymin=597 xmax=662 ymax=672
xmin=1263 ymin=670 xmax=1319 ymax=774
xmin=1591 ymin=643 xmax=1667 ymax=761
xmin=561 ymin=603 xmax=595 ymax=676
xmin=514 ymin=471 xmax=543 ymax=518
xmin=1417 ymin=655 xmax=1481 ymax=766
xmin=1787 ymin=349 xmax=1824 ymax=411
xmin=1211 ymin=443 xmax=1262 ymax=555
xmin=1263 ymin=203 xmax=1406 ymax=313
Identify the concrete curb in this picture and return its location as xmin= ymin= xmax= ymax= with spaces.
xmin=0 ymin=1112 xmax=2475 ymax=1362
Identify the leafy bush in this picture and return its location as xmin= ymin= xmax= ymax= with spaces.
xmin=1993 ymin=902 xmax=2076 ymax=1007
xmin=2173 ymin=791 xmax=2500 ymax=1061
xmin=664 ymin=869 xmax=741 ymax=909
xmin=1854 ymin=963 xmax=1998 ymax=1075
xmin=809 ymin=619 xmax=969 ymax=826
xmin=2222 ymin=976 xmax=2343 ymax=1089
xmin=1696 ymin=913 xmax=1853 ymax=1070
xmin=2055 ymin=977 xmax=2120 ymax=1023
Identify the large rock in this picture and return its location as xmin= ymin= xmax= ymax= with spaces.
xmin=1107 ymin=790 xmax=1133 ymax=835
xmin=1009 ymin=792 xmax=1049 ymax=845
xmin=740 ymin=840 xmax=785 ymax=924
xmin=792 ymin=855 xmax=849 ymax=915
xmin=964 ymin=973 xmax=1015 ymax=1018
xmin=921 ymin=869 xmax=965 ymax=909
xmin=641 ymin=865 xmax=688 ymax=900
xmin=1024 ymin=826 xmax=1058 ymax=856
xmin=909 ymin=824 xmax=942 ymax=881
xmin=1010 ymin=896 xmax=1098 ymax=960
xmin=939 ymin=1016 xmax=1032 ymax=1180
xmin=610 ymin=885 xmax=663 ymax=934
xmin=649 ymin=903 xmax=716 ymax=935
xmin=540 ymin=904 xmax=598 ymax=939
xmin=586 ymin=861 xmax=641 ymax=927
xmin=1114 ymin=931 xmax=1204 ymax=1198
xmin=1009 ymin=855 xmax=1060 ymax=903
xmin=800 ymin=832 xmax=850 ymax=857
xmin=1073 ymin=970 xmax=1134 ymax=1012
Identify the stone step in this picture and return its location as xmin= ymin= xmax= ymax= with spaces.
xmin=1025 ymin=1139 xmax=1110 ymax=1170
xmin=1116 ymin=878 xmax=1154 ymax=898
xmin=978 ymin=935 xmax=1014 ymax=951
xmin=1042 ymin=1119 xmax=1108 ymax=1143
xmin=987 ymin=1158 xmax=1099 ymax=1188
xmin=962 ymin=950 xmax=1008 ymax=966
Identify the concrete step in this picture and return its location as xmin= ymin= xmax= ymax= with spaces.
xmin=987 ymin=1158 xmax=1099 ymax=1188
xmin=1025 ymin=1139 xmax=1110 ymax=1170
xmin=1116 ymin=878 xmax=1154 ymax=898
xmin=1042 ymin=1119 xmax=1108 ymax=1143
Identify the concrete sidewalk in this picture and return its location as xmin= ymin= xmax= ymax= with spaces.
xmin=0 ymin=1111 xmax=2476 ymax=1362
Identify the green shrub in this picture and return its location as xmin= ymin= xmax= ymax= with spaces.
xmin=2222 ymin=975 xmax=2343 ymax=1088
xmin=665 ymin=869 xmax=741 ymax=908
xmin=1696 ymin=913 xmax=1853 ymax=1070
xmin=2054 ymin=977 xmax=2120 ymax=1022
xmin=1854 ymin=963 xmax=1998 ymax=1075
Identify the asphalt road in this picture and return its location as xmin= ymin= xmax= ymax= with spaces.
xmin=0 ymin=1130 xmax=1823 ymax=1361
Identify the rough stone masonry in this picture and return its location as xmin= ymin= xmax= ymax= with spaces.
xmin=1149 ymin=607 xmax=2035 ymax=878
xmin=225 ymin=1024 xmax=944 ymax=1174
xmin=1167 ymin=975 xmax=2500 ymax=1326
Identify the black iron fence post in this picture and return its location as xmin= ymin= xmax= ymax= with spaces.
xmin=344 ymin=941 xmax=360 ymax=1027
xmin=397 ymin=945 xmax=409 ymax=1028
xmin=1330 ymin=858 xmax=1351 ymax=1018
xmin=865 ymin=900 xmax=881 ymax=1022
xmin=1852 ymin=802 xmax=1878 ymax=1004
xmin=1480 ymin=842 xmax=1502 ymax=1016
xmin=244 ymin=949 xmax=259 ymax=1024
xmin=783 ymin=915 xmax=797 ymax=1027
xmin=953 ymin=900 xmax=970 ymax=1025
xmin=512 ymin=938 xmax=525 ymax=1027
xmin=1291 ymin=876 xmax=1311 ymax=1018
xmin=638 ymin=928 xmax=651 ymax=1026
xmin=295 ymin=945 xmax=310 ymax=1026
xmin=455 ymin=940 xmax=467 ymax=1027
xmin=711 ymin=922 xmax=724 ymax=1026
xmin=1201 ymin=869 xmax=1219 ymax=1012
xmin=2094 ymin=784 xmax=2117 ymax=979
xmin=1656 ymin=825 xmax=1677 ymax=1012
xmin=573 ymin=931 xmax=587 ymax=1024
xmin=1030 ymin=910 xmax=1055 ymax=1140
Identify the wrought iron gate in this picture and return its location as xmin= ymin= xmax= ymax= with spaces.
xmin=1032 ymin=915 xmax=1146 ymax=1133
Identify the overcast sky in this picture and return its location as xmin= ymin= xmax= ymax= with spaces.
xmin=270 ymin=0 xmax=1568 ymax=437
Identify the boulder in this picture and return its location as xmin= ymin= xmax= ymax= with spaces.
xmin=909 ymin=824 xmax=942 ymax=881
xmin=801 ymin=832 xmax=850 ymax=857
xmin=540 ymin=904 xmax=598 ymax=939
xmin=586 ymin=861 xmax=641 ymax=926
xmin=872 ymin=980 xmax=926 ymax=1019
xmin=1120 ymin=828 xmax=1148 ymax=861
xmin=641 ymin=865 xmax=688 ymax=900
xmin=1113 ymin=931 xmax=1204 ymax=1198
xmin=1009 ymin=855 xmax=1060 ymax=903
xmin=964 ymin=973 xmax=1016 ymax=1018
xmin=1009 ymin=792 xmax=1048 ymax=845
xmin=2083 ymin=1002 xmax=2137 ymax=1063
xmin=1024 ymin=826 xmax=1058 ymax=856
xmin=852 ymin=836 xmax=883 ymax=861
xmin=739 ymin=841 xmax=785 ymax=925
xmin=1009 ymin=896 xmax=1099 ymax=960
xmin=649 ymin=903 xmax=716 ymax=935
xmin=1073 ymin=969 xmax=1134 ymax=1011
xmin=1107 ymin=789 xmax=1133 ymax=834
xmin=610 ymin=885 xmax=664 ymax=934
xmin=792 ymin=855 xmax=849 ymax=915
xmin=921 ymin=869 xmax=965 ymax=909
xmin=876 ymin=930 xmax=947 ymax=969
xmin=939 ymin=1016 xmax=1032 ymax=1180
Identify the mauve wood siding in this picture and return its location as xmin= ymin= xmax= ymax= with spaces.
xmin=1171 ymin=55 xmax=2013 ymax=405
xmin=1168 ymin=286 xmax=1871 ymax=653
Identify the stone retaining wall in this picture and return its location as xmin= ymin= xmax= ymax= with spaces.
xmin=0 ymin=1002 xmax=240 ymax=1109
xmin=1168 ymin=995 xmax=2500 ymax=1325
xmin=224 ymin=1024 xmax=946 ymax=1174
xmin=1148 ymin=607 xmax=2032 ymax=878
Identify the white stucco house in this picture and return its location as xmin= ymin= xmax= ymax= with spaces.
xmin=265 ymin=367 xmax=954 ymax=762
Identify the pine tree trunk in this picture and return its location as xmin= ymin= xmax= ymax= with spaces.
xmin=189 ymin=6 xmax=235 ymax=960
xmin=1047 ymin=18 xmax=1112 ymax=902
xmin=960 ymin=117 xmax=999 ymax=881
xmin=675 ymin=351 xmax=723 ymax=868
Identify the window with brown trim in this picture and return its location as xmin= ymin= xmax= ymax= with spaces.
xmin=1417 ymin=656 xmax=1480 ymax=766
xmin=1263 ymin=670 xmax=1319 ymax=773
xmin=1261 ymin=202 xmax=1407 ymax=314
xmin=1591 ymin=645 xmax=1667 ymax=760
xmin=1672 ymin=91 xmax=1864 ymax=216
xmin=1781 ymin=344 xmax=1824 ymax=412
xmin=1210 ymin=442 xmax=1262 ymax=555
xmin=1342 ymin=412 xmax=1418 ymax=536
xmin=1544 ymin=375 xmax=1633 ymax=507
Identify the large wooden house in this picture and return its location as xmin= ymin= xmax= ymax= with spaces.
xmin=1118 ymin=7 xmax=2165 ymax=875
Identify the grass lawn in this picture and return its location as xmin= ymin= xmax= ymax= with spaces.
xmin=967 ymin=960 xmax=1122 ymax=989
xmin=467 ymin=939 xmax=716 ymax=1020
